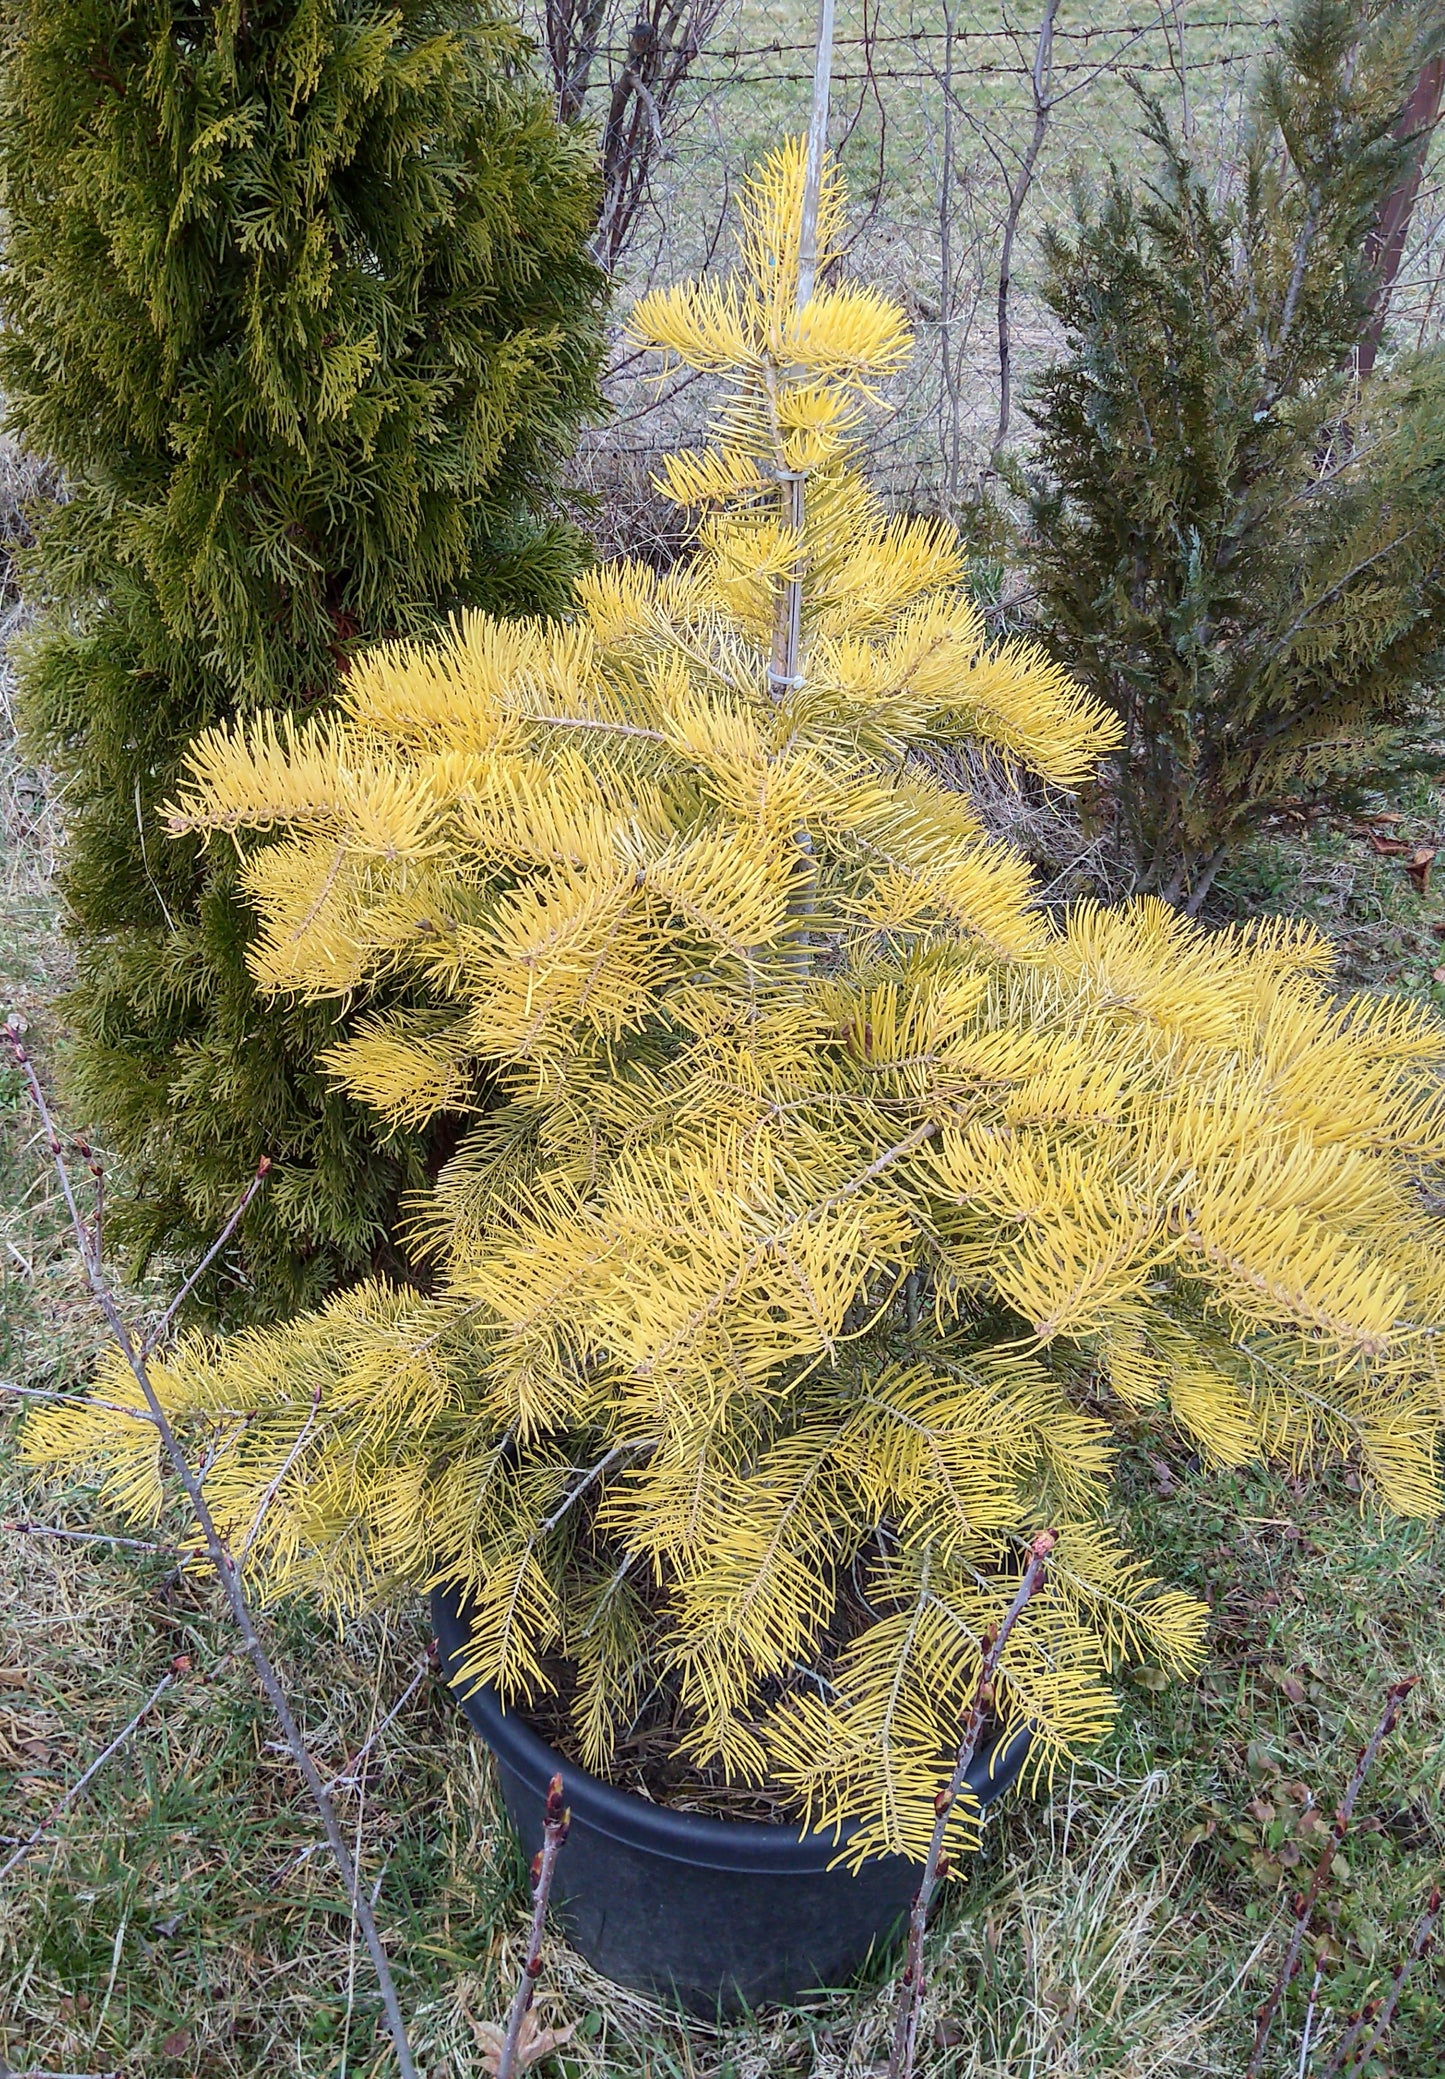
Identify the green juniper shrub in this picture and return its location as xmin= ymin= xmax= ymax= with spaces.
xmin=1022 ymin=0 xmax=1445 ymax=913
xmin=0 ymin=0 xmax=607 ymax=1319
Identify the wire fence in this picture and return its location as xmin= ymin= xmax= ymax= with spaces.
xmin=524 ymin=0 xmax=1445 ymax=539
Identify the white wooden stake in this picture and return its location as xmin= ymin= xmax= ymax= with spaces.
xmin=769 ymin=0 xmax=835 ymax=702
xmin=796 ymin=0 xmax=836 ymax=313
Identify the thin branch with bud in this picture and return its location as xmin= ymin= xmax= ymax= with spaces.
xmin=1318 ymin=1883 xmax=1442 ymax=2079
xmin=887 ymin=1528 xmax=1056 ymax=2079
xmin=493 ymin=1771 xmax=573 ymax=2079
xmin=0 ymin=1669 xmax=175 ymax=1885
xmin=1246 ymin=1676 xmax=1419 ymax=2079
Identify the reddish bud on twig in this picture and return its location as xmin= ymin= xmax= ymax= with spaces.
xmin=494 ymin=1765 xmax=574 ymax=2079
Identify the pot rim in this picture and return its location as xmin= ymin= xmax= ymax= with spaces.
xmin=432 ymin=1579 xmax=1032 ymax=1876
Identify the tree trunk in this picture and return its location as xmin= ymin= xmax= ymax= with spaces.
xmin=1357 ymin=52 xmax=1445 ymax=377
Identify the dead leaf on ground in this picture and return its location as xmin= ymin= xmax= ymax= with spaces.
xmin=468 ymin=2005 xmax=577 ymax=2075
xmin=1407 ymin=846 xmax=1437 ymax=894
xmin=1267 ymin=1666 xmax=1307 ymax=1704
xmin=1367 ymin=831 xmax=1411 ymax=855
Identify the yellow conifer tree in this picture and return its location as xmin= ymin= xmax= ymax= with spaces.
xmin=24 ymin=142 xmax=1445 ymax=1868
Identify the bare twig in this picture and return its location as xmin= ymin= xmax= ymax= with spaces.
xmin=887 ymin=1528 xmax=1057 ymax=2079
xmin=1 ymin=1380 xmax=159 ymax=1424
xmin=237 ymin=1381 xmax=323 ymax=1561
xmin=537 ymin=1440 xmax=650 ymax=1533
xmin=582 ymin=0 xmax=727 ymax=270
xmin=1296 ymin=1961 xmax=1323 ymax=2079
xmin=140 ymin=1157 xmax=272 ymax=1356
xmin=1318 ymin=1884 xmax=1442 ymax=2078
xmin=1246 ymin=1677 xmax=1419 ymax=2079
xmin=991 ymin=0 xmax=1061 ymax=462
xmin=271 ymin=1658 xmax=433 ymax=1883
xmin=326 ymin=1658 xmax=432 ymax=1797
xmin=495 ymin=1772 xmax=572 ymax=2079
xmin=2 ymin=1016 xmax=418 ymax=2079
xmin=0 ymin=1672 xmax=173 ymax=1885
xmin=2 ymin=1518 xmax=170 ymax=1554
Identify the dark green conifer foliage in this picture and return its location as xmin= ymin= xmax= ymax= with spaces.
xmin=0 ymin=0 xmax=606 ymax=1315
xmin=1024 ymin=0 xmax=1445 ymax=910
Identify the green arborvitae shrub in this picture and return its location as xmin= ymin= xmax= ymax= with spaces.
xmin=1023 ymin=0 xmax=1445 ymax=912
xmin=0 ymin=0 xmax=606 ymax=1318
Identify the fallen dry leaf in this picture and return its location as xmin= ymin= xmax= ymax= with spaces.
xmin=469 ymin=2006 xmax=577 ymax=2076
xmin=1367 ymin=831 xmax=1411 ymax=855
xmin=1407 ymin=846 xmax=1437 ymax=894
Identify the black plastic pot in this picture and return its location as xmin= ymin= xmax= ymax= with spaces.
xmin=432 ymin=1582 xmax=1031 ymax=2015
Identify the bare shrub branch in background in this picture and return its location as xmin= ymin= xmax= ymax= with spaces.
xmin=887 ymin=1530 xmax=1057 ymax=2079
xmin=1359 ymin=44 xmax=1445 ymax=374
xmin=543 ymin=0 xmax=727 ymax=269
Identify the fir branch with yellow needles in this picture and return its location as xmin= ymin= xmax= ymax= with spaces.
xmin=22 ymin=140 xmax=1445 ymax=1868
